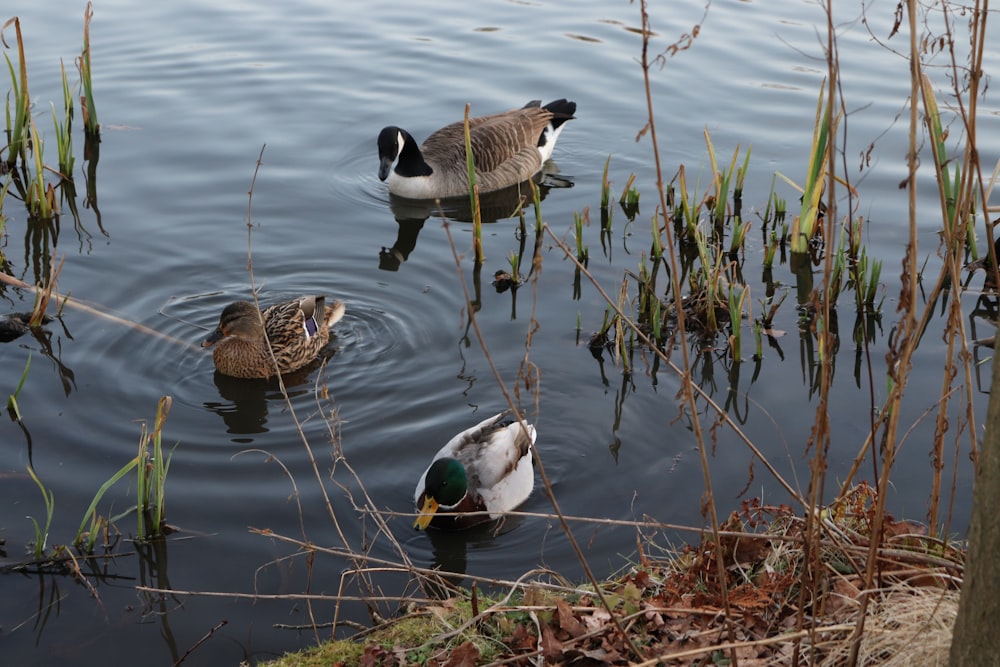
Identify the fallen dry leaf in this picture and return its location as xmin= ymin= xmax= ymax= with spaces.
xmin=442 ymin=641 xmax=480 ymax=667
xmin=556 ymin=597 xmax=587 ymax=638
xmin=541 ymin=621 xmax=563 ymax=662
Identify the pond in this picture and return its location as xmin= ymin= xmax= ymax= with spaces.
xmin=1 ymin=0 xmax=998 ymax=665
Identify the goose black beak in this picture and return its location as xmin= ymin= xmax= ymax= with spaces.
xmin=378 ymin=157 xmax=393 ymax=181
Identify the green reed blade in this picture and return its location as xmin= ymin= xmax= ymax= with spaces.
xmin=601 ymin=155 xmax=611 ymax=209
xmin=2 ymin=17 xmax=30 ymax=168
xmin=149 ymin=396 xmax=174 ymax=534
xmin=75 ymin=455 xmax=140 ymax=549
xmin=136 ymin=421 xmax=150 ymax=540
xmin=649 ymin=211 xmax=662 ymax=260
xmin=51 ymin=60 xmax=75 ymax=177
xmin=575 ymin=209 xmax=589 ymax=261
xmin=753 ymin=319 xmax=763 ymax=359
xmin=704 ymin=129 xmax=738 ymax=225
xmin=463 ymin=104 xmax=484 ymax=263
xmin=729 ymin=294 xmax=741 ymax=361
xmin=27 ymin=117 xmax=52 ymax=218
xmin=26 ymin=464 xmax=55 ymax=559
xmin=51 ymin=101 xmax=74 ymax=179
xmin=529 ymin=179 xmax=543 ymax=234
xmin=7 ymin=351 xmax=31 ymax=419
xmin=78 ymin=2 xmax=99 ymax=135
xmin=792 ymin=80 xmax=838 ymax=254
xmin=763 ymin=231 xmax=778 ymax=269
xmin=729 ymin=215 xmax=749 ymax=255
xmin=735 ymin=145 xmax=752 ymax=197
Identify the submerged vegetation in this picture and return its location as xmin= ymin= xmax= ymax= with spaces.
xmin=2 ymin=0 xmax=998 ymax=665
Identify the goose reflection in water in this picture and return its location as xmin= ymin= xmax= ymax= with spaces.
xmin=378 ymin=164 xmax=571 ymax=272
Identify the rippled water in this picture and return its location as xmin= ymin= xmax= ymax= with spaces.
xmin=1 ymin=0 xmax=998 ymax=665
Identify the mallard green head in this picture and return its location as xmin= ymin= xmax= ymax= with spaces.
xmin=414 ymin=458 xmax=467 ymax=530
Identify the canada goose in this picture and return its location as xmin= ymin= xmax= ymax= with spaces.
xmin=378 ymin=99 xmax=576 ymax=200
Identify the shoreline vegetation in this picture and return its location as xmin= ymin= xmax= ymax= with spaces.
xmin=254 ymin=488 xmax=962 ymax=665
xmin=2 ymin=0 xmax=997 ymax=665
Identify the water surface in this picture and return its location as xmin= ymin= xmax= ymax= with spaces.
xmin=1 ymin=1 xmax=997 ymax=665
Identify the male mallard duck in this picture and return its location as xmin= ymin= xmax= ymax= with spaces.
xmin=378 ymin=98 xmax=576 ymax=199
xmin=413 ymin=411 xmax=536 ymax=531
xmin=202 ymin=295 xmax=345 ymax=379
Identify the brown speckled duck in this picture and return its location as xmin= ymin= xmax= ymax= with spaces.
xmin=202 ymin=296 xmax=345 ymax=379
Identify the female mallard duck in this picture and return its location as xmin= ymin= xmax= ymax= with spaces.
xmin=378 ymin=98 xmax=576 ymax=200
xmin=202 ymin=295 xmax=345 ymax=379
xmin=413 ymin=411 xmax=536 ymax=531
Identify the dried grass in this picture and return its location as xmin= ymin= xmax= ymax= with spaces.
xmin=817 ymin=583 xmax=958 ymax=667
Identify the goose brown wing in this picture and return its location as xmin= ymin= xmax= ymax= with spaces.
xmin=420 ymin=107 xmax=551 ymax=174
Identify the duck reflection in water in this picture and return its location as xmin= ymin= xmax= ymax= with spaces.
xmin=415 ymin=515 xmax=529 ymax=597
xmin=203 ymin=355 xmax=331 ymax=437
xmin=378 ymin=164 xmax=570 ymax=272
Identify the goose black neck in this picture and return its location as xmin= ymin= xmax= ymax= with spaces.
xmin=395 ymin=130 xmax=433 ymax=178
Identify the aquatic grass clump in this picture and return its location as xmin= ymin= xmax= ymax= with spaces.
xmin=619 ymin=172 xmax=639 ymax=220
xmin=674 ymin=165 xmax=700 ymax=240
xmin=507 ymin=250 xmax=521 ymax=282
xmin=704 ymin=130 xmax=742 ymax=227
xmin=1 ymin=16 xmax=75 ymax=222
xmin=583 ymin=138 xmax=764 ymax=361
xmin=765 ymin=190 xmax=787 ymax=228
xmin=51 ymin=61 xmax=75 ymax=178
xmin=693 ymin=246 xmax=728 ymax=334
xmin=135 ymin=396 xmax=175 ymax=540
xmin=1 ymin=4 xmax=103 ymax=267
xmin=789 ymin=81 xmax=837 ymax=256
xmin=853 ymin=247 xmax=884 ymax=313
xmin=728 ymin=215 xmax=749 ymax=260
xmin=25 ymin=116 xmax=57 ymax=218
xmin=762 ymin=230 xmax=779 ymax=270
xmin=2 ymin=393 xmax=176 ymax=564
xmin=492 ymin=251 xmax=523 ymax=294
